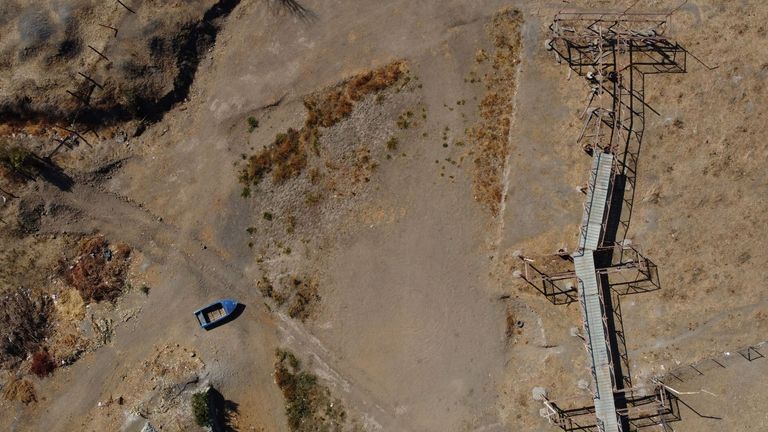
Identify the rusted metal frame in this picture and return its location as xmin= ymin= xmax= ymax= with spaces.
xmin=55 ymin=125 xmax=93 ymax=148
xmin=738 ymin=346 xmax=764 ymax=361
xmin=522 ymin=260 xmax=578 ymax=304
xmin=610 ymin=292 xmax=633 ymax=391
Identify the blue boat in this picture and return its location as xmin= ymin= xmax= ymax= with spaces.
xmin=194 ymin=299 xmax=239 ymax=330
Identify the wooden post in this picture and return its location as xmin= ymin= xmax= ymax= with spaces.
xmin=115 ymin=0 xmax=136 ymax=14
xmin=56 ymin=126 xmax=93 ymax=148
xmin=88 ymin=45 xmax=110 ymax=62
xmin=78 ymin=72 xmax=104 ymax=90
xmin=66 ymin=89 xmax=91 ymax=106
xmin=98 ymin=23 xmax=119 ymax=37
xmin=83 ymin=126 xmax=101 ymax=139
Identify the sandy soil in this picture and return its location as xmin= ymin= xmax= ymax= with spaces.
xmin=0 ymin=1 xmax=767 ymax=431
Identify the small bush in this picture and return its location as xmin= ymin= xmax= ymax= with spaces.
xmin=0 ymin=143 xmax=37 ymax=178
xmin=191 ymin=390 xmax=210 ymax=426
xmin=30 ymin=350 xmax=56 ymax=377
xmin=386 ymin=137 xmax=398 ymax=151
xmin=140 ymin=285 xmax=150 ymax=296
xmin=247 ymin=116 xmax=259 ymax=132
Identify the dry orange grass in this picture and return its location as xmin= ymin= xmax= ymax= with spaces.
xmin=55 ymin=287 xmax=86 ymax=323
xmin=240 ymin=61 xmax=407 ymax=186
xmin=468 ymin=9 xmax=523 ymax=216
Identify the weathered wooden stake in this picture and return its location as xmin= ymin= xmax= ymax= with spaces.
xmin=66 ymin=90 xmax=91 ymax=106
xmin=78 ymin=72 xmax=104 ymax=90
xmin=115 ymin=0 xmax=136 ymax=14
xmin=88 ymin=45 xmax=110 ymax=62
xmin=98 ymin=23 xmax=119 ymax=37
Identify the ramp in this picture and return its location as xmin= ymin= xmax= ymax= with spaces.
xmin=574 ymin=252 xmax=620 ymax=432
xmin=573 ymin=151 xmax=620 ymax=431
xmin=578 ymin=152 xmax=614 ymax=251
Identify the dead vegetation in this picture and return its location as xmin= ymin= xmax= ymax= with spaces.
xmin=274 ymin=349 xmax=347 ymax=432
xmin=239 ymin=61 xmax=406 ymax=186
xmin=0 ymin=288 xmax=53 ymax=369
xmin=2 ymin=376 xmax=37 ymax=405
xmin=61 ymin=235 xmax=131 ymax=303
xmin=258 ymin=275 xmax=320 ymax=322
xmin=467 ymin=9 xmax=523 ymax=215
xmin=30 ymin=349 xmax=56 ymax=378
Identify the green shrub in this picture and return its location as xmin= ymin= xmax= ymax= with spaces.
xmin=191 ymin=390 xmax=210 ymax=426
xmin=247 ymin=116 xmax=259 ymax=132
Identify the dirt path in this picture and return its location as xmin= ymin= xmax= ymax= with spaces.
xmin=38 ymin=181 xmax=407 ymax=430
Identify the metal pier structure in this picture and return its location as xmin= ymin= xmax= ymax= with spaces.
xmin=574 ymin=153 xmax=620 ymax=432
xmin=519 ymin=9 xmax=691 ymax=432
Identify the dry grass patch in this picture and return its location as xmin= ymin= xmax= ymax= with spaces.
xmin=55 ymin=287 xmax=86 ymax=323
xmin=239 ymin=61 xmax=407 ymax=186
xmin=2 ymin=376 xmax=36 ymax=404
xmin=468 ymin=9 xmax=523 ymax=215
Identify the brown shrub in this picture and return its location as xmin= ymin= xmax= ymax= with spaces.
xmin=63 ymin=235 xmax=131 ymax=303
xmin=287 ymin=277 xmax=320 ymax=321
xmin=30 ymin=350 xmax=56 ymax=377
xmin=2 ymin=376 xmax=36 ymax=404
xmin=0 ymin=289 xmax=53 ymax=368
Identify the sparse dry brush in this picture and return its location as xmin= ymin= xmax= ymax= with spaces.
xmin=62 ymin=235 xmax=131 ymax=303
xmin=468 ymin=9 xmax=523 ymax=215
xmin=239 ymin=61 xmax=407 ymax=186
xmin=258 ymin=275 xmax=320 ymax=322
xmin=274 ymin=349 xmax=347 ymax=431
xmin=0 ymin=289 xmax=53 ymax=369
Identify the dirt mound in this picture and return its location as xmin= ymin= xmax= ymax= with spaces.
xmin=0 ymin=0 xmax=236 ymax=131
